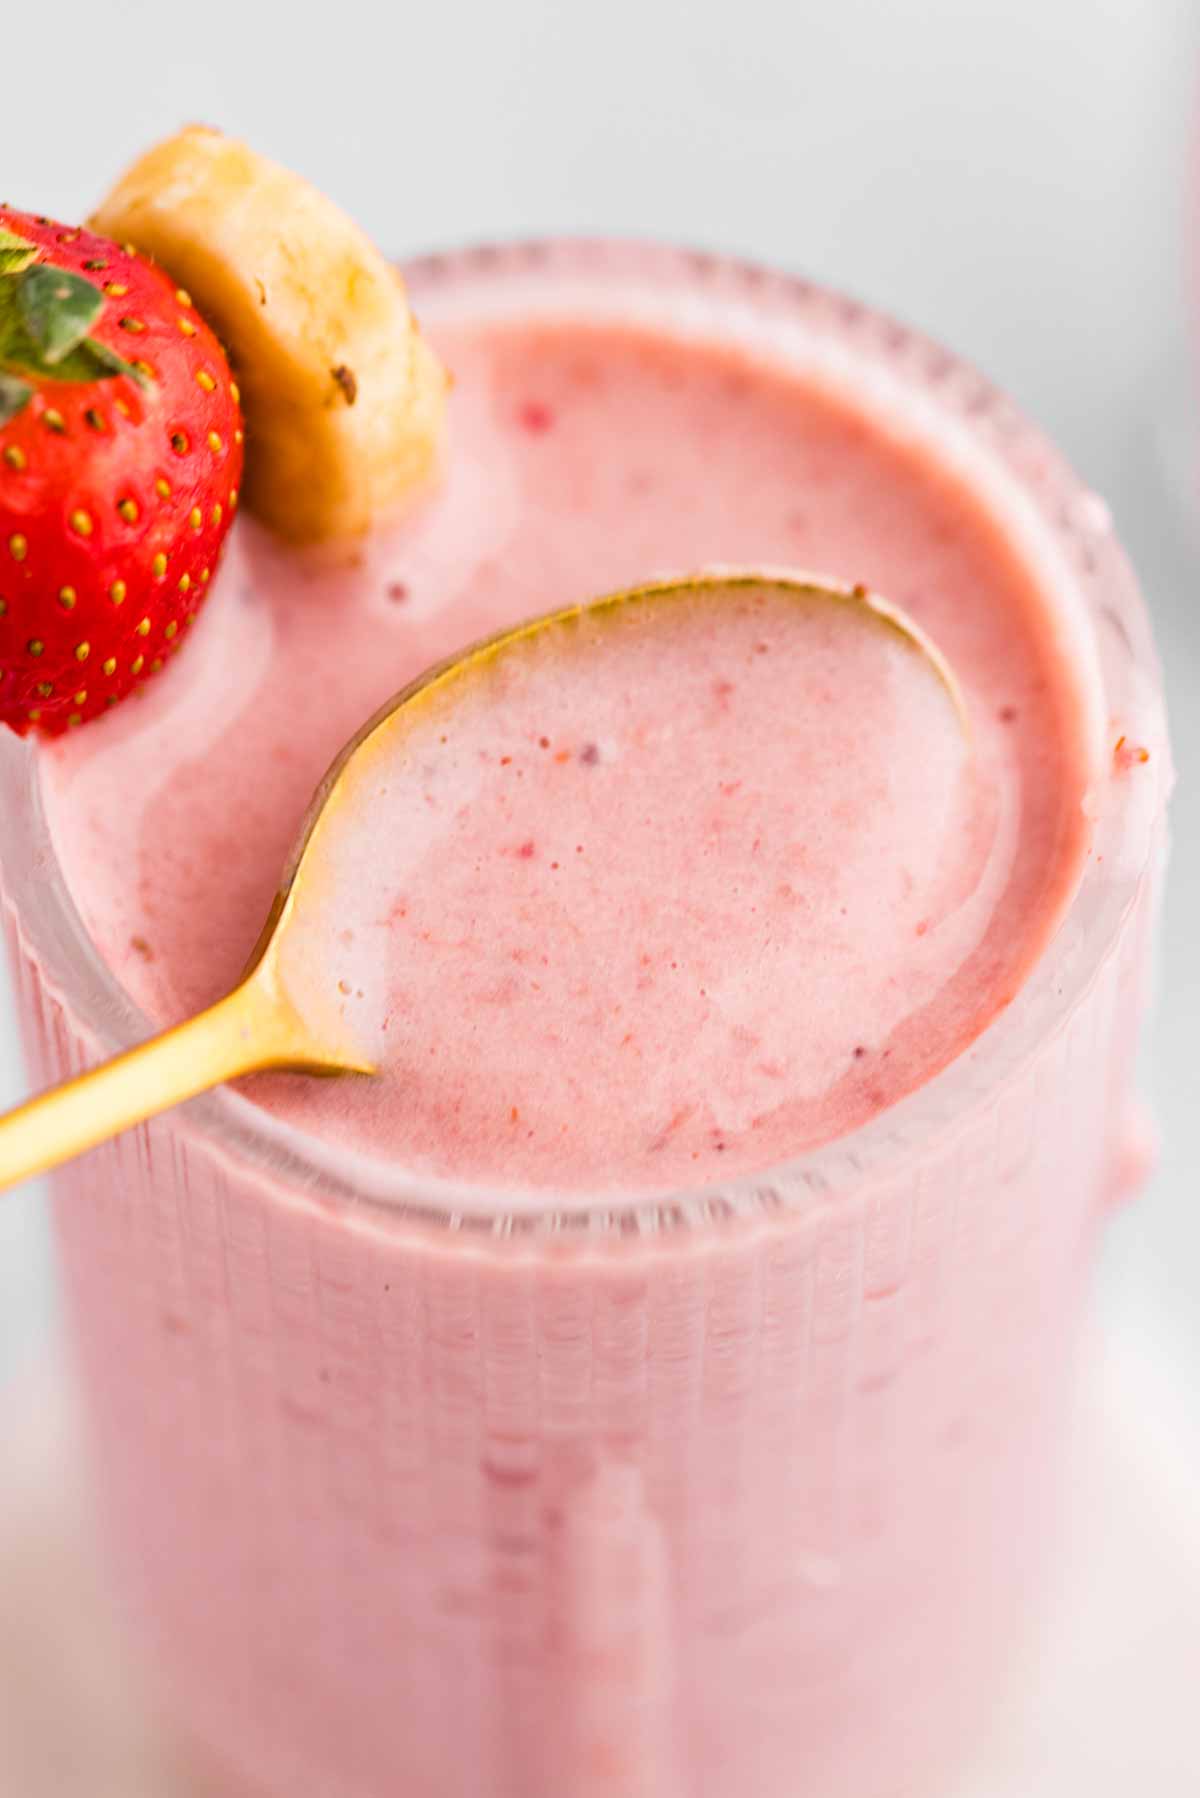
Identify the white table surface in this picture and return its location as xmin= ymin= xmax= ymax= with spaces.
xmin=1 ymin=2 xmax=1198 ymax=1787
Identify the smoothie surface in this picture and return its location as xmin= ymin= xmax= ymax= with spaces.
xmin=39 ymin=316 xmax=1094 ymax=1195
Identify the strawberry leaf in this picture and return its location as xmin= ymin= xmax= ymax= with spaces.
xmin=17 ymin=265 xmax=104 ymax=365
xmin=0 ymin=254 xmax=147 ymax=392
xmin=81 ymin=337 xmax=150 ymax=386
xmin=0 ymin=370 xmax=32 ymax=424
xmin=0 ymin=308 xmax=148 ymax=394
xmin=0 ymin=226 xmax=37 ymax=277
xmin=4 ymin=331 xmax=148 ymax=387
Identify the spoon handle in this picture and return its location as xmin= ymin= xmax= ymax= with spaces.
xmin=0 ymin=973 xmax=347 ymax=1194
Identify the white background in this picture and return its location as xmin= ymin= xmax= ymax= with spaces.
xmin=0 ymin=0 xmax=1197 ymax=1394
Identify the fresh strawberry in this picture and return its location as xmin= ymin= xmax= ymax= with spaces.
xmin=0 ymin=209 xmax=244 ymax=735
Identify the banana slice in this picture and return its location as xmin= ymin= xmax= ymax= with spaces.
xmin=91 ymin=126 xmax=448 ymax=543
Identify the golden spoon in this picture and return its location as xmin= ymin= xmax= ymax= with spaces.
xmin=0 ymin=571 xmax=965 ymax=1194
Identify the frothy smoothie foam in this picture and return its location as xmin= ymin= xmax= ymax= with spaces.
xmin=41 ymin=315 xmax=1091 ymax=1198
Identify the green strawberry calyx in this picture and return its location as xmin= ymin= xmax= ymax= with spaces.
xmin=0 ymin=222 xmax=148 ymax=426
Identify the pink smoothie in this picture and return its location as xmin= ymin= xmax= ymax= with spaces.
xmin=40 ymin=317 xmax=1091 ymax=1198
xmin=1 ymin=245 xmax=1165 ymax=1798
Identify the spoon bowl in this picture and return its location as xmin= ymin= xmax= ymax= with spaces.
xmin=0 ymin=570 xmax=967 ymax=1193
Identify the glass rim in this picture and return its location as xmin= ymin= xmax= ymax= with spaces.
xmin=0 ymin=235 xmax=1172 ymax=1241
